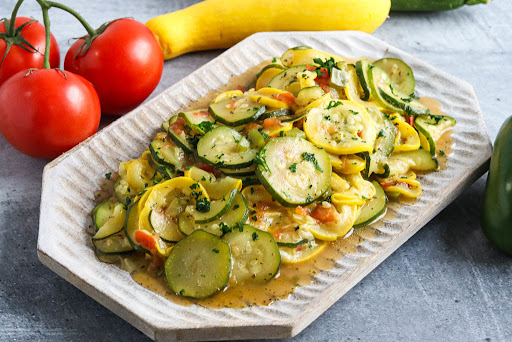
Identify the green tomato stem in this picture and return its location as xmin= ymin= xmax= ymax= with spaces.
xmin=46 ymin=1 xmax=96 ymax=37
xmin=7 ymin=0 xmax=26 ymax=37
xmin=38 ymin=2 xmax=51 ymax=69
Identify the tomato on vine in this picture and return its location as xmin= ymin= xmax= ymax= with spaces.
xmin=64 ymin=18 xmax=164 ymax=115
xmin=0 ymin=0 xmax=101 ymax=159
xmin=0 ymin=12 xmax=60 ymax=85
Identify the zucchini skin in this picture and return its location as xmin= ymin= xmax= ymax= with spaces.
xmin=481 ymin=116 xmax=512 ymax=255
xmin=391 ymin=0 xmax=490 ymax=11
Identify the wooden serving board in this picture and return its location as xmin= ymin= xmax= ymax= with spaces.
xmin=38 ymin=31 xmax=492 ymax=341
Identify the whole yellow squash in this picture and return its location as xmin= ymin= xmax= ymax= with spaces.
xmin=146 ymin=0 xmax=391 ymax=60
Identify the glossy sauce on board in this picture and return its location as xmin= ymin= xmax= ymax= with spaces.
xmin=109 ymin=60 xmax=453 ymax=309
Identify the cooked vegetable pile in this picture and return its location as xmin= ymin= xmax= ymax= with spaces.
xmin=91 ymin=47 xmax=456 ymax=299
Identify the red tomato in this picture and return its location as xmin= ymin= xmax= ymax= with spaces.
xmin=64 ymin=19 xmax=163 ymax=115
xmin=310 ymin=204 xmax=339 ymax=223
xmin=0 ymin=69 xmax=101 ymax=159
xmin=0 ymin=17 xmax=60 ymax=85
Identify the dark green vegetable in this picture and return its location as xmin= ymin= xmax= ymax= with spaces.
xmin=481 ymin=116 xmax=512 ymax=255
xmin=391 ymin=0 xmax=490 ymax=11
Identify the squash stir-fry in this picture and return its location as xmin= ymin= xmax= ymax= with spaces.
xmin=90 ymin=47 xmax=455 ymax=300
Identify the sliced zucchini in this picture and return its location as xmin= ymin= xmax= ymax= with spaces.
xmin=256 ymin=66 xmax=285 ymax=90
xmin=387 ymin=148 xmax=439 ymax=176
xmin=93 ymin=231 xmax=134 ymax=254
xmin=279 ymin=239 xmax=326 ymax=264
xmin=414 ymin=114 xmax=456 ymax=155
xmin=91 ymin=197 xmax=117 ymax=231
xmin=247 ymin=128 xmax=269 ymax=149
xmin=296 ymin=86 xmax=325 ymax=107
xmin=191 ymin=189 xmax=237 ymax=223
xmin=367 ymin=108 xmax=396 ymax=157
xmin=124 ymin=191 xmax=152 ymax=252
xmin=196 ymin=126 xmax=257 ymax=169
xmin=92 ymin=199 xmax=126 ymax=240
xmin=285 ymin=127 xmax=307 ymax=139
xmin=267 ymin=65 xmax=308 ymax=91
xmin=220 ymin=164 xmax=257 ymax=176
xmin=256 ymin=137 xmax=331 ymax=207
xmin=379 ymin=85 xmax=430 ymax=115
xmin=374 ymin=58 xmax=415 ymax=97
xmin=178 ymin=190 xmax=248 ymax=236
xmin=391 ymin=114 xmax=421 ymax=152
xmin=149 ymin=132 xmax=187 ymax=169
xmin=223 ymin=225 xmax=280 ymax=283
xmin=342 ymin=64 xmax=368 ymax=106
xmin=280 ymin=48 xmax=341 ymax=68
xmin=178 ymin=109 xmax=215 ymax=135
xmin=208 ymin=95 xmax=266 ymax=126
xmin=161 ymin=120 xmax=170 ymax=132
xmin=303 ymin=100 xmax=376 ymax=154
xmin=355 ymin=59 xmax=372 ymax=101
xmin=259 ymin=108 xmax=293 ymax=121
xmin=166 ymin=116 xmax=196 ymax=154
xmin=368 ymin=65 xmax=403 ymax=112
xmin=354 ymin=181 xmax=386 ymax=227
xmin=154 ymin=164 xmax=178 ymax=181
xmin=165 ymin=230 xmax=231 ymax=299
xmin=148 ymin=209 xmax=184 ymax=243
xmin=237 ymin=175 xmax=260 ymax=187
xmin=184 ymin=166 xmax=242 ymax=200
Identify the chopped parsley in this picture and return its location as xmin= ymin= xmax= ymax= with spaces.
xmin=252 ymin=232 xmax=259 ymax=241
xmin=377 ymin=129 xmax=387 ymax=139
xmin=349 ymin=110 xmax=359 ymax=115
xmin=255 ymin=154 xmax=270 ymax=173
xmin=105 ymin=172 xmax=112 ymax=180
xmin=301 ymin=152 xmax=323 ymax=172
xmin=212 ymin=248 xmax=219 ymax=253
xmin=195 ymin=198 xmax=211 ymax=213
xmin=220 ymin=222 xmax=232 ymax=235
xmin=439 ymin=150 xmax=445 ymax=156
xmin=233 ymin=204 xmax=240 ymax=210
xmin=251 ymin=215 xmax=258 ymax=221
xmin=326 ymin=100 xmax=342 ymax=110
xmin=313 ymin=57 xmax=337 ymax=75
xmin=289 ymin=163 xmax=297 ymax=173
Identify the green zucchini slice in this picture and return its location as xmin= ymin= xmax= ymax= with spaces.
xmin=296 ymin=86 xmax=325 ymax=107
xmin=166 ymin=116 xmax=197 ymax=154
xmin=208 ymin=95 xmax=266 ymax=126
xmin=387 ymin=149 xmax=439 ymax=176
xmin=161 ymin=120 xmax=170 ymax=132
xmin=93 ymin=231 xmax=134 ymax=254
xmin=185 ymin=166 xmax=242 ymax=200
xmin=165 ymin=230 xmax=231 ymax=299
xmin=196 ymin=126 xmax=257 ymax=169
xmin=259 ymin=108 xmax=292 ymax=121
xmin=149 ymin=132 xmax=187 ymax=169
xmin=91 ymin=198 xmax=126 ymax=240
xmin=178 ymin=190 xmax=248 ymax=236
xmin=414 ymin=114 xmax=456 ymax=155
xmin=191 ymin=189 xmax=237 ymax=224
xmin=178 ymin=109 xmax=216 ymax=135
xmin=355 ymin=59 xmax=372 ymax=101
xmin=223 ymin=225 xmax=281 ymax=283
xmin=354 ymin=181 xmax=387 ymax=227
xmin=255 ymin=63 xmax=285 ymax=80
xmin=368 ymin=65 xmax=403 ymax=112
xmin=148 ymin=209 xmax=185 ymax=243
xmin=220 ymin=164 xmax=257 ymax=176
xmin=256 ymin=137 xmax=331 ymax=207
xmin=374 ymin=58 xmax=415 ymax=97
xmin=267 ymin=65 xmax=308 ymax=91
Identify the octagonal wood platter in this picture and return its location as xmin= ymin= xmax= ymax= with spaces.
xmin=38 ymin=31 xmax=492 ymax=341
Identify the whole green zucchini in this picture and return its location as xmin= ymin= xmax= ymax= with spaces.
xmin=391 ymin=0 xmax=490 ymax=11
xmin=481 ymin=116 xmax=512 ymax=255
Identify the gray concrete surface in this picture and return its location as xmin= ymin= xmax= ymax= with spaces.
xmin=1 ymin=0 xmax=511 ymax=341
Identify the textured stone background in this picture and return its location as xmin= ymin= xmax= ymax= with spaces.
xmin=0 ymin=0 xmax=511 ymax=341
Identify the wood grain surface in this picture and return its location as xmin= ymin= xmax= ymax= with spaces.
xmin=0 ymin=1 xmax=511 ymax=341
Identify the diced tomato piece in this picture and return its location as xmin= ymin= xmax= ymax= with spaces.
xmin=170 ymin=116 xmax=186 ymax=134
xmin=405 ymin=114 xmax=414 ymax=127
xmin=198 ymin=164 xmax=215 ymax=174
xmin=295 ymin=206 xmax=311 ymax=216
xmin=357 ymin=131 xmax=363 ymax=138
xmin=273 ymin=92 xmax=296 ymax=105
xmin=236 ymin=85 xmax=247 ymax=92
xmin=306 ymin=65 xmax=317 ymax=71
xmin=193 ymin=110 xmax=210 ymax=117
xmin=310 ymin=204 xmax=339 ymax=223
xmin=327 ymin=125 xmax=336 ymax=134
xmin=264 ymin=117 xmax=281 ymax=128
xmin=256 ymin=202 xmax=272 ymax=211
xmin=397 ymin=181 xmax=413 ymax=189
xmin=135 ymin=230 xmax=157 ymax=252
xmin=380 ymin=181 xmax=396 ymax=188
